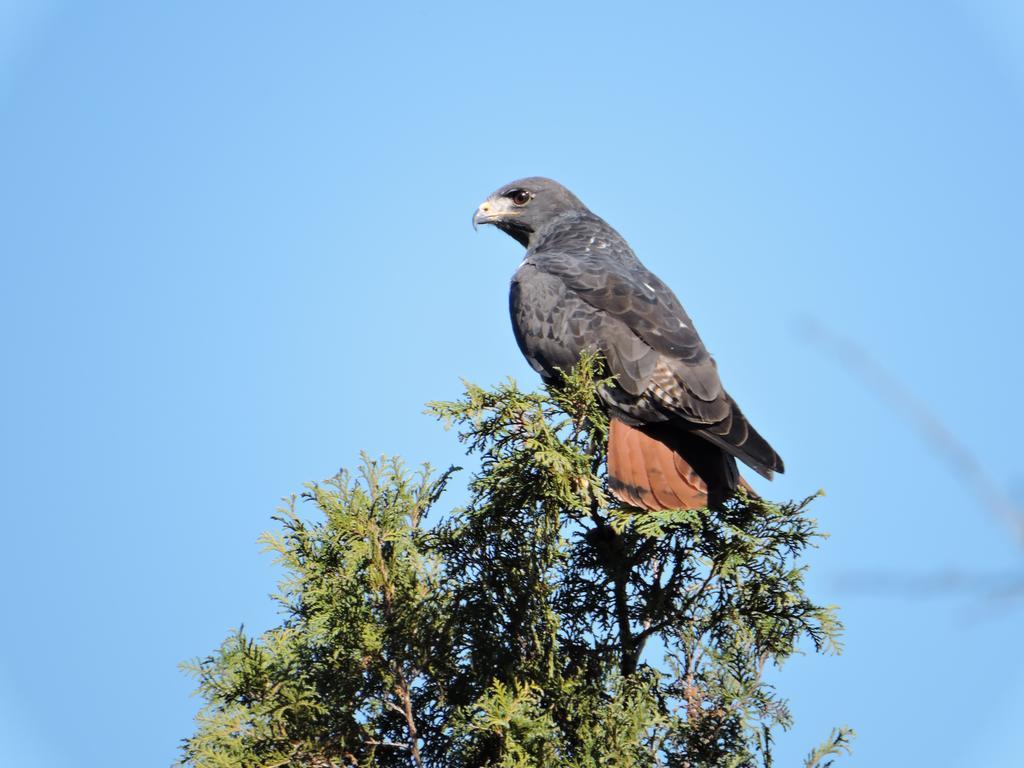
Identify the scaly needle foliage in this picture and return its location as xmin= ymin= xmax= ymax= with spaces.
xmin=181 ymin=354 xmax=852 ymax=767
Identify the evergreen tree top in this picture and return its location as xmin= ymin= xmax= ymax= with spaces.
xmin=181 ymin=356 xmax=852 ymax=767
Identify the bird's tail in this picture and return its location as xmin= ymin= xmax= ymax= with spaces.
xmin=606 ymin=418 xmax=755 ymax=511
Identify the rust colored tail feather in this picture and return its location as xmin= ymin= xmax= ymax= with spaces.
xmin=607 ymin=419 xmax=755 ymax=511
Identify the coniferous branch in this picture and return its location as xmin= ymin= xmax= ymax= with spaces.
xmin=803 ymin=727 xmax=856 ymax=768
xmin=181 ymin=356 xmax=851 ymax=767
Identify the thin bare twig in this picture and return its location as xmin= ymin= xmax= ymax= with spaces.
xmin=584 ymin=429 xmax=638 ymax=676
xmin=801 ymin=318 xmax=1024 ymax=546
xmin=394 ymin=668 xmax=424 ymax=768
xmin=835 ymin=568 xmax=1024 ymax=600
xmin=374 ymin=535 xmax=425 ymax=768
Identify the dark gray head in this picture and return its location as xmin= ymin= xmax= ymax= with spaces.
xmin=473 ymin=177 xmax=587 ymax=247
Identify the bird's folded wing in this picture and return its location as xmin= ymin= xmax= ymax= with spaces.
xmin=533 ymin=250 xmax=729 ymax=424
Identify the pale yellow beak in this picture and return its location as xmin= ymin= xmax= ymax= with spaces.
xmin=472 ymin=197 xmax=520 ymax=230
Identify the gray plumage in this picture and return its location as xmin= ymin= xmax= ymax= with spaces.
xmin=474 ymin=177 xmax=783 ymax=508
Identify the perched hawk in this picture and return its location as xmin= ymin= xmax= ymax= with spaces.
xmin=473 ymin=177 xmax=784 ymax=511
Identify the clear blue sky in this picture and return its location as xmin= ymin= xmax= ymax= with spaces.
xmin=2 ymin=2 xmax=1022 ymax=765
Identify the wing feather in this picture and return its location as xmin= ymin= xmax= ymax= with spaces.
xmin=513 ymin=216 xmax=784 ymax=479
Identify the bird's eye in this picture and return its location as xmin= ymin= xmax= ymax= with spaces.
xmin=510 ymin=189 xmax=532 ymax=206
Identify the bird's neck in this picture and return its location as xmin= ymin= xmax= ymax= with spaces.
xmin=527 ymin=211 xmax=592 ymax=251
xmin=496 ymin=221 xmax=532 ymax=248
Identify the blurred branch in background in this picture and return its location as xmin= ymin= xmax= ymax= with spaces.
xmin=835 ymin=568 xmax=1024 ymax=605
xmin=800 ymin=318 xmax=1023 ymax=609
xmin=799 ymin=318 xmax=1024 ymax=547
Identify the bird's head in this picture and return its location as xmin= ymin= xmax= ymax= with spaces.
xmin=473 ymin=177 xmax=585 ymax=247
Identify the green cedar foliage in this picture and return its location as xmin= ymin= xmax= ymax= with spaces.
xmin=181 ymin=354 xmax=852 ymax=767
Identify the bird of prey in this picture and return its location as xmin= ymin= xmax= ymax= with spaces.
xmin=473 ymin=177 xmax=784 ymax=511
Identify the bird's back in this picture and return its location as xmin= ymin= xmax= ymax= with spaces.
xmin=478 ymin=177 xmax=783 ymax=510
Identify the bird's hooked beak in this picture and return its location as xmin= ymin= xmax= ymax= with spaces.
xmin=472 ymin=196 xmax=520 ymax=231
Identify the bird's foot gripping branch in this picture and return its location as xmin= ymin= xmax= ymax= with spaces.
xmin=181 ymin=357 xmax=853 ymax=768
